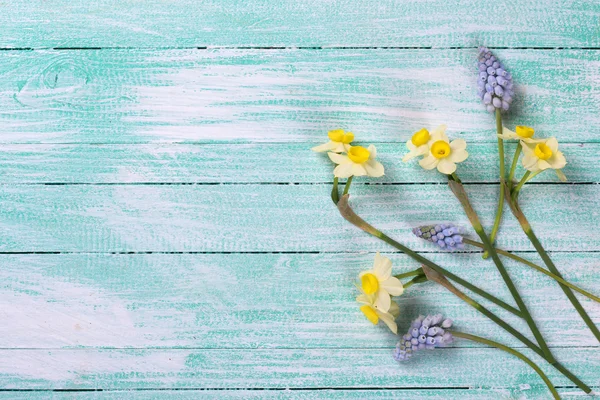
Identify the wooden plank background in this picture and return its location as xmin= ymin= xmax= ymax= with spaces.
xmin=1 ymin=1 xmax=599 ymax=398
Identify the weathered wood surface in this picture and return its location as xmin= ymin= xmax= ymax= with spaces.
xmin=2 ymin=1 xmax=600 ymax=397
xmin=1 ymin=49 xmax=599 ymax=144
xmin=1 ymin=252 xmax=598 ymax=349
xmin=0 ymin=348 xmax=597 ymax=390
xmin=1 ymin=184 xmax=598 ymax=252
xmin=0 ymin=142 xmax=596 ymax=184
xmin=1 ymin=1 xmax=599 ymax=48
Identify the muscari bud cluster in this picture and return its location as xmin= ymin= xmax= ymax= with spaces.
xmin=394 ymin=314 xmax=453 ymax=361
xmin=412 ymin=224 xmax=464 ymax=251
xmin=477 ymin=47 xmax=514 ymax=113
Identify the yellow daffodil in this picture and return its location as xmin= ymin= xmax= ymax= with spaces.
xmin=328 ymin=144 xmax=384 ymax=178
xmin=312 ymin=129 xmax=355 ymax=153
xmin=521 ymin=137 xmax=566 ymax=173
xmin=498 ymin=126 xmax=540 ymax=143
xmin=356 ymin=290 xmax=400 ymax=334
xmin=402 ymin=125 xmax=447 ymax=162
xmin=358 ymin=252 xmax=404 ymax=312
xmin=418 ymin=129 xmax=468 ymax=175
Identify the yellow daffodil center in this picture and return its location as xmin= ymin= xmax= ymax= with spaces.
xmin=411 ymin=128 xmax=430 ymax=146
xmin=361 ymin=273 xmax=379 ymax=295
xmin=328 ymin=129 xmax=354 ymax=144
xmin=431 ymin=141 xmax=451 ymax=159
xmin=516 ymin=126 xmax=535 ymax=138
xmin=347 ymin=146 xmax=370 ymax=163
xmin=360 ymin=305 xmax=379 ymax=325
xmin=534 ymin=143 xmax=553 ymax=160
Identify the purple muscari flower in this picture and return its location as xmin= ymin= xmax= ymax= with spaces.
xmin=477 ymin=47 xmax=514 ymax=113
xmin=412 ymin=224 xmax=464 ymax=251
xmin=394 ymin=314 xmax=454 ymax=361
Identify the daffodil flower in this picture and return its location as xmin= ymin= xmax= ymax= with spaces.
xmin=498 ymin=126 xmax=540 ymax=143
xmin=312 ymin=129 xmax=355 ymax=153
xmin=521 ymin=137 xmax=566 ymax=173
xmin=358 ymin=252 xmax=404 ymax=311
xmin=356 ymin=290 xmax=399 ymax=334
xmin=328 ymin=144 xmax=384 ymax=178
xmin=418 ymin=130 xmax=468 ymax=175
xmin=402 ymin=125 xmax=447 ymax=162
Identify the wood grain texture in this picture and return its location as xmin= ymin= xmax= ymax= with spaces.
xmin=4 ymin=388 xmax=597 ymax=400
xmin=1 ymin=252 xmax=598 ymax=349
xmin=1 ymin=1 xmax=599 ymax=48
xmin=0 ymin=142 xmax=595 ymax=184
xmin=1 ymin=184 xmax=598 ymax=252
xmin=0 ymin=348 xmax=597 ymax=390
xmin=1 ymin=49 xmax=599 ymax=144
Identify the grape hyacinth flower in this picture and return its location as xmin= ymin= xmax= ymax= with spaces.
xmin=477 ymin=47 xmax=514 ymax=113
xmin=394 ymin=314 xmax=453 ymax=361
xmin=412 ymin=224 xmax=464 ymax=251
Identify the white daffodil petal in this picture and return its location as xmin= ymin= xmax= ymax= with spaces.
xmin=356 ymin=294 xmax=371 ymax=305
xmin=381 ymin=277 xmax=404 ymax=296
xmin=364 ymin=160 xmax=385 ymax=177
xmin=388 ymin=301 xmax=400 ymax=319
xmin=402 ymin=150 xmax=419 ymax=162
xmin=546 ymin=137 xmax=559 ymax=153
xmin=449 ymin=148 xmax=468 ymax=163
xmin=377 ymin=311 xmax=398 ymax=334
xmin=312 ymin=141 xmax=337 ymax=152
xmin=502 ymin=127 xmax=517 ymax=139
xmin=373 ymin=254 xmax=392 ymax=280
xmin=374 ymin=290 xmax=391 ymax=312
xmin=522 ymin=154 xmax=538 ymax=171
xmin=368 ymin=144 xmax=377 ymax=159
xmin=406 ymin=140 xmax=417 ymax=151
xmin=550 ymin=151 xmax=567 ymax=169
xmin=450 ymin=139 xmax=467 ymax=152
xmin=328 ymin=152 xmax=350 ymax=165
xmin=419 ymin=155 xmax=439 ymax=170
xmin=333 ymin=163 xmax=354 ymax=178
xmin=351 ymin=163 xmax=368 ymax=177
xmin=538 ymin=159 xmax=551 ymax=171
xmin=437 ymin=158 xmax=457 ymax=175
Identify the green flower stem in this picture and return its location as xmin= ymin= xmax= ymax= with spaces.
xmin=331 ymin=177 xmax=340 ymax=204
xmin=507 ymin=142 xmax=522 ymax=191
xmin=463 ymin=238 xmax=600 ymax=303
xmin=511 ymin=171 xmax=531 ymax=201
xmin=402 ymin=274 xmax=427 ymax=290
xmin=394 ymin=268 xmax=423 ymax=280
xmin=335 ymin=194 xmax=590 ymax=393
xmin=451 ymin=331 xmax=560 ymax=400
xmin=448 ymin=178 xmax=555 ymax=363
xmin=343 ymin=176 xmax=353 ymax=196
xmin=505 ymin=190 xmax=600 ymax=343
xmin=483 ymin=109 xmax=506 ymax=259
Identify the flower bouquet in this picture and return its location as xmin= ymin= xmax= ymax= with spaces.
xmin=312 ymin=47 xmax=598 ymax=399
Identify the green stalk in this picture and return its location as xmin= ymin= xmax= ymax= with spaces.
xmin=343 ymin=176 xmax=353 ymax=195
xmin=448 ymin=178 xmax=555 ymax=362
xmin=451 ymin=331 xmax=560 ymax=400
xmin=464 ymin=238 xmax=600 ymax=303
xmin=335 ymin=193 xmax=591 ymax=393
xmin=507 ymin=142 xmax=522 ymax=191
xmin=483 ymin=109 xmax=506 ymax=259
xmin=394 ymin=268 xmax=423 ymax=280
xmin=504 ymin=189 xmax=600 ymax=343
xmin=331 ymin=177 xmax=340 ymax=204
xmin=402 ymin=274 xmax=427 ymax=290
xmin=511 ymin=171 xmax=530 ymax=201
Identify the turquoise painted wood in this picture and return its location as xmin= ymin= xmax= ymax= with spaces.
xmin=1 ymin=1 xmax=599 ymax=48
xmin=1 ymin=1 xmax=599 ymax=398
xmin=0 ymin=49 xmax=599 ymax=144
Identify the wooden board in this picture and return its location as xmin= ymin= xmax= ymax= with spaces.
xmin=1 ymin=1 xmax=599 ymax=48
xmin=1 ymin=49 xmax=599 ymax=144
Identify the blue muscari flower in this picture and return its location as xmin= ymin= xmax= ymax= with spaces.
xmin=477 ymin=47 xmax=514 ymax=113
xmin=394 ymin=314 xmax=454 ymax=361
xmin=412 ymin=224 xmax=464 ymax=251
